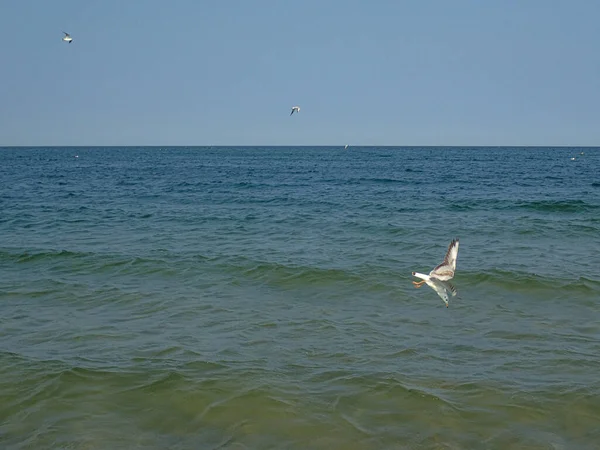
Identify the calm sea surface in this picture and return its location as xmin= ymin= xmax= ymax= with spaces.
xmin=1 ymin=146 xmax=599 ymax=449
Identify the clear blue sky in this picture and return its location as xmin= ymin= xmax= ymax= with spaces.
xmin=1 ymin=0 xmax=599 ymax=146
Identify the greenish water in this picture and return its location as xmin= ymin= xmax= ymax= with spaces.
xmin=1 ymin=146 xmax=599 ymax=449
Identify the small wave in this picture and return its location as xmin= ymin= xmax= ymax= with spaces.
xmin=444 ymin=199 xmax=599 ymax=213
xmin=447 ymin=203 xmax=475 ymax=211
xmin=483 ymin=330 xmax=544 ymax=340
xmin=0 ymin=248 xmax=211 ymax=280
xmin=9 ymin=249 xmax=91 ymax=264
xmin=354 ymin=177 xmax=407 ymax=184
xmin=212 ymin=257 xmax=391 ymax=292
xmin=466 ymin=269 xmax=600 ymax=293
xmin=242 ymin=262 xmax=358 ymax=286
xmin=514 ymin=200 xmax=597 ymax=213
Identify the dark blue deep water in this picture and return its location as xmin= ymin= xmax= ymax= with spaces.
xmin=1 ymin=146 xmax=599 ymax=449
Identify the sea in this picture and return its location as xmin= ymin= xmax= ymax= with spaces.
xmin=1 ymin=146 xmax=599 ymax=449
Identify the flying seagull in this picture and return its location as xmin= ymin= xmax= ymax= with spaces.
xmin=412 ymin=238 xmax=459 ymax=307
xmin=62 ymin=32 xmax=73 ymax=44
xmin=290 ymin=106 xmax=300 ymax=116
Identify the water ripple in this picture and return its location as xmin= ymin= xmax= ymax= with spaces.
xmin=1 ymin=146 xmax=599 ymax=448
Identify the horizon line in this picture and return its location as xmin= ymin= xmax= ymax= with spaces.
xmin=1 ymin=145 xmax=599 ymax=149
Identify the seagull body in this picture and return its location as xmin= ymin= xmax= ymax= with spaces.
xmin=345 ymin=144 xmax=349 ymax=149
xmin=290 ymin=106 xmax=300 ymax=116
xmin=62 ymin=32 xmax=73 ymax=43
xmin=412 ymin=238 xmax=459 ymax=307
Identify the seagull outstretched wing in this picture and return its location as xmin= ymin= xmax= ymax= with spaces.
xmin=430 ymin=238 xmax=459 ymax=281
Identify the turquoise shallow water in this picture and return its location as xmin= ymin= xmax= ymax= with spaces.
xmin=1 ymin=146 xmax=599 ymax=449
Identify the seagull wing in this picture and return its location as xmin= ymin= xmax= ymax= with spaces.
xmin=425 ymin=279 xmax=454 ymax=307
xmin=445 ymin=281 xmax=458 ymax=297
xmin=430 ymin=238 xmax=459 ymax=281
xmin=63 ymin=32 xmax=70 ymax=36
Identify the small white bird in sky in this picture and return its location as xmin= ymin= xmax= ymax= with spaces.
xmin=412 ymin=238 xmax=460 ymax=307
xmin=290 ymin=106 xmax=300 ymax=116
xmin=62 ymin=32 xmax=73 ymax=44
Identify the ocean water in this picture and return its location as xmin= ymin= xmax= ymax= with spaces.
xmin=1 ymin=146 xmax=599 ymax=449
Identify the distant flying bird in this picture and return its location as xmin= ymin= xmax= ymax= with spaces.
xmin=62 ymin=32 xmax=73 ymax=44
xmin=290 ymin=106 xmax=300 ymax=116
xmin=344 ymin=144 xmax=349 ymax=149
xmin=412 ymin=238 xmax=460 ymax=307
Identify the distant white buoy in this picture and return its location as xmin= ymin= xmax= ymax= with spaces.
xmin=571 ymin=157 xmax=576 ymax=161
xmin=290 ymin=106 xmax=300 ymax=116
xmin=62 ymin=32 xmax=73 ymax=44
